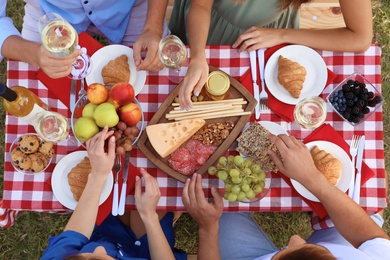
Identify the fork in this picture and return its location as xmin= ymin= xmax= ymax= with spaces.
xmin=76 ymin=78 xmax=88 ymax=108
xmin=112 ymin=154 xmax=122 ymax=216
xmin=257 ymin=48 xmax=268 ymax=108
xmin=348 ymin=135 xmax=360 ymax=198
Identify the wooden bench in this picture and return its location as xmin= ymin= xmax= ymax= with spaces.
xmin=165 ymin=1 xmax=344 ymax=259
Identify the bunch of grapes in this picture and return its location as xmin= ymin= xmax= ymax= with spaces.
xmin=208 ymin=155 xmax=266 ymax=202
xmin=109 ymin=121 xmax=140 ymax=155
xmin=329 ymin=79 xmax=382 ymax=124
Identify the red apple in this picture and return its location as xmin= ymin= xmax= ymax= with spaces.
xmin=108 ymin=82 xmax=135 ymax=108
xmin=118 ymin=102 xmax=142 ymax=126
xmin=86 ymin=83 xmax=109 ymax=104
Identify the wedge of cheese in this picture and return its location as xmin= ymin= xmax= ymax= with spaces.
xmin=146 ymin=119 xmax=206 ymax=158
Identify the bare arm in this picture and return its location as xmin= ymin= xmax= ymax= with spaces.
xmin=269 ymin=134 xmax=389 ymax=248
xmin=64 ymin=127 xmax=115 ymax=239
xmin=133 ymin=0 xmax=168 ymax=71
xmin=235 ymin=0 xmax=373 ymax=52
xmin=135 ymin=169 xmax=175 ymax=260
xmin=178 ymin=0 xmax=214 ymax=110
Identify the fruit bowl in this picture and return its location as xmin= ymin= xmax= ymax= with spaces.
xmin=327 ymin=72 xmax=383 ymax=126
xmin=9 ymin=133 xmax=54 ymax=174
xmin=71 ymin=97 xmax=145 ymax=151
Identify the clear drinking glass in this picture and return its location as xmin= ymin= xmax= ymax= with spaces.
xmin=158 ymin=35 xmax=188 ymax=82
xmin=294 ymin=96 xmax=327 ymax=129
xmin=38 ymin=12 xmax=91 ymax=79
xmin=33 ymin=111 xmax=70 ymax=143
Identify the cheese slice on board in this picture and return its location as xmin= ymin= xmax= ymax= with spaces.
xmin=146 ymin=119 xmax=206 ymax=158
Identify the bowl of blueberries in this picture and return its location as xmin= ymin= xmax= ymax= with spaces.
xmin=327 ymin=72 xmax=383 ymax=126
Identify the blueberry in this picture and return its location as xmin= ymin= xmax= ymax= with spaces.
xmin=353 ymin=96 xmax=358 ymax=102
xmin=338 ymin=99 xmax=343 ymax=104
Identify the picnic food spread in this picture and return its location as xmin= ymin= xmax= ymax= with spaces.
xmin=101 ymin=54 xmax=130 ymax=85
xmin=311 ymin=145 xmax=341 ymax=185
xmin=277 ymin=55 xmax=306 ymax=98
xmin=68 ymin=157 xmax=91 ymax=201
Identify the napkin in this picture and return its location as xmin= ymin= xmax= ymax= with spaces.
xmin=238 ymin=44 xmax=337 ymax=122
xmin=36 ymin=32 xmax=104 ymax=109
xmin=278 ymin=123 xmax=375 ymax=219
xmin=45 ymin=162 xmax=141 ymax=225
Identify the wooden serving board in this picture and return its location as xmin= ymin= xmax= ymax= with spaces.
xmin=137 ymin=65 xmax=257 ymax=183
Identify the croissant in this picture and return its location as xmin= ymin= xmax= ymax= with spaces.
xmin=101 ymin=54 xmax=130 ymax=85
xmin=68 ymin=157 xmax=92 ymax=201
xmin=310 ymin=146 xmax=341 ymax=185
xmin=277 ymin=55 xmax=307 ymax=98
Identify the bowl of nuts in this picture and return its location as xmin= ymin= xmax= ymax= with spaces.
xmin=327 ymin=72 xmax=383 ymax=126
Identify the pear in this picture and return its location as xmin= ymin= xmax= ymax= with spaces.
xmin=82 ymin=103 xmax=98 ymax=118
xmin=74 ymin=117 xmax=99 ymax=142
xmin=93 ymin=102 xmax=119 ymax=128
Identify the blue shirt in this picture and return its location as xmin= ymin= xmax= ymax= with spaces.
xmin=0 ymin=0 xmax=136 ymax=61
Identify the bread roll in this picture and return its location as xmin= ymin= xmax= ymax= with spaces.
xmin=311 ymin=146 xmax=341 ymax=185
xmin=101 ymin=54 xmax=130 ymax=85
xmin=277 ymin=55 xmax=306 ymax=98
xmin=67 ymin=157 xmax=92 ymax=201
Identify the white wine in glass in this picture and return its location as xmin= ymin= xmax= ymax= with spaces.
xmin=33 ymin=111 xmax=70 ymax=143
xmin=38 ymin=13 xmax=90 ymax=79
xmin=158 ymin=35 xmax=188 ymax=71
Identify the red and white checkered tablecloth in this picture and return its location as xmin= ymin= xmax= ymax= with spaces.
xmin=1 ymin=45 xmax=387 ymax=228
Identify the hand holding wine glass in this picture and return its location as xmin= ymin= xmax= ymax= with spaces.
xmin=38 ymin=12 xmax=91 ymax=80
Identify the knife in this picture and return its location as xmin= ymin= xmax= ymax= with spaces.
xmin=257 ymin=48 xmax=265 ymax=95
xmin=352 ymin=136 xmax=365 ymax=204
xmin=118 ymin=151 xmax=130 ymax=215
xmin=70 ymin=79 xmax=77 ymax=113
xmin=249 ymin=51 xmax=260 ymax=119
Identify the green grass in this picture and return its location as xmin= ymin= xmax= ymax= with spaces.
xmin=1 ymin=0 xmax=389 ymax=259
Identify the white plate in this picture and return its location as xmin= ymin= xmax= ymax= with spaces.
xmin=291 ymin=141 xmax=354 ymax=202
xmin=264 ymin=45 xmax=328 ymax=105
xmin=86 ymin=44 xmax=147 ymax=95
xmin=239 ymin=121 xmax=288 ymax=157
xmin=51 ymin=151 xmax=113 ymax=210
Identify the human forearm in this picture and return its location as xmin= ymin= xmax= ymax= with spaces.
xmin=64 ymin=173 xmax=106 ymax=239
xmin=143 ymin=0 xmax=168 ymax=36
xmin=2 ymin=36 xmax=41 ymax=66
xmin=198 ymin=225 xmax=220 ymax=260
xmin=303 ymin=174 xmax=389 ymax=247
xmin=142 ymin=213 xmax=175 ymax=260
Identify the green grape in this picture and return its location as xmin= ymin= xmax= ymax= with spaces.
xmin=217 ymin=170 xmax=228 ymax=181
xmin=219 ymin=156 xmax=227 ymax=165
xmin=216 ymin=162 xmax=225 ymax=169
xmin=258 ymin=181 xmax=265 ymax=189
xmin=251 ymin=163 xmax=262 ymax=174
xmin=243 ymin=167 xmax=252 ymax=176
xmin=231 ymin=176 xmax=242 ymax=184
xmin=243 ymin=158 xmax=254 ymax=168
xmin=224 ymin=182 xmax=233 ymax=192
xmin=245 ymin=189 xmax=256 ymax=200
xmin=224 ymin=192 xmax=230 ymax=200
xmin=253 ymin=184 xmax=263 ymax=194
xmin=231 ymin=184 xmax=241 ymax=194
xmin=233 ymin=155 xmax=244 ymax=167
xmin=237 ymin=191 xmax=246 ymax=201
xmin=208 ymin=166 xmax=217 ymax=175
xmin=241 ymin=183 xmax=250 ymax=192
xmin=229 ymin=168 xmax=240 ymax=178
xmin=227 ymin=155 xmax=235 ymax=163
xmin=227 ymin=193 xmax=238 ymax=202
xmin=258 ymin=171 xmax=266 ymax=180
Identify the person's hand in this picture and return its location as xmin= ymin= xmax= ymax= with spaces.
xmin=268 ymin=134 xmax=321 ymax=185
xmin=133 ymin=30 xmax=164 ymax=72
xmin=178 ymin=57 xmax=209 ymax=110
xmin=134 ymin=169 xmax=161 ymax=219
xmin=86 ymin=126 xmax=115 ymax=181
xmin=233 ymin=27 xmax=284 ymax=53
xmin=38 ymin=45 xmax=82 ymax=78
xmin=182 ymin=173 xmax=224 ymax=228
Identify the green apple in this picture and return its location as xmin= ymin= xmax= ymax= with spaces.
xmin=74 ymin=117 xmax=99 ymax=142
xmin=82 ymin=103 xmax=98 ymax=118
xmin=93 ymin=102 xmax=119 ymax=128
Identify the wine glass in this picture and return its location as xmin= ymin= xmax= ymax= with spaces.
xmin=158 ymin=35 xmax=188 ymax=83
xmin=293 ymin=96 xmax=327 ymax=130
xmin=38 ymin=12 xmax=91 ymax=80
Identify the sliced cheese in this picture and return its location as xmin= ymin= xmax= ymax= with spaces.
xmin=146 ymin=119 xmax=205 ymax=158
